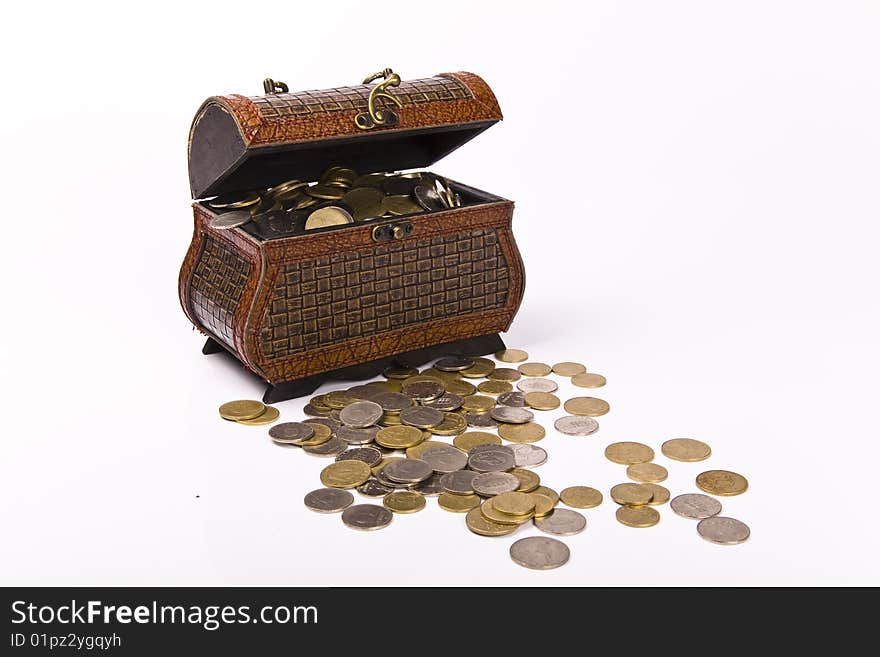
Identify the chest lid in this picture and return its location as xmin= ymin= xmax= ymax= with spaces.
xmin=188 ymin=69 xmax=503 ymax=199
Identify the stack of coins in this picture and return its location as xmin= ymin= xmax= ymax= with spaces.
xmin=205 ymin=165 xmax=464 ymax=239
xmin=223 ymin=347 xmax=750 ymax=568
xmin=218 ymin=399 xmax=280 ymax=426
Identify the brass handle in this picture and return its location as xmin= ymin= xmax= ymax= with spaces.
xmin=355 ymin=68 xmax=402 ymax=130
xmin=262 ymin=78 xmax=289 ymax=94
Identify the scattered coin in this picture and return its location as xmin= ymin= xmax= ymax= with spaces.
xmin=357 ymin=478 xmax=394 ymax=497
xmin=401 ymin=380 xmax=445 ymax=402
xmin=559 ymin=486 xmax=603 ymax=509
xmin=662 ymin=438 xmax=712 ymax=462
xmin=604 ymin=442 xmax=655 ymax=464
xmin=461 ymin=395 xmax=496 ymax=413
xmin=518 ymin=362 xmax=552 ymax=377
xmin=466 ymin=507 xmax=519 ymax=536
xmin=341 ymin=504 xmax=393 ymax=531
xmin=517 ymin=378 xmax=558 ymax=394
xmin=382 ymin=458 xmax=434 ymax=484
xmin=320 ymin=460 xmax=372 ymax=489
xmin=490 ymin=406 xmax=535 ymax=424
xmin=299 ymin=423 xmax=333 ymax=446
xmin=440 ymin=470 xmax=479 ymax=495
xmin=498 ymin=422 xmax=545 ymax=443
xmin=424 ymin=393 xmax=464 ymax=412
xmin=496 ymin=391 xmax=527 ymax=407
xmin=337 ymin=426 xmax=380 ymax=445
xmin=372 ymin=391 xmax=414 ymax=412
xmin=446 ymin=380 xmax=477 ymax=396
xmin=383 ymin=491 xmax=427 ymax=514
xmin=642 ymin=483 xmax=670 ymax=505
xmin=209 ymin=210 xmax=252 ymax=230
xmin=269 ymin=422 xmax=315 ymax=445
xmin=615 ymin=505 xmax=660 ymax=528
xmin=478 ymin=380 xmax=514 ymax=396
xmin=219 ymin=399 xmax=265 ymax=421
xmin=459 ymin=359 xmax=496 ymax=378
xmin=523 ymin=392 xmax=560 ymax=411
xmin=472 ymin=472 xmax=521 ymax=496
xmin=454 ymin=431 xmax=502 ymax=451
xmin=428 ymin=412 xmax=467 ymax=436
xmin=438 ymin=492 xmax=481 ymax=513
xmin=696 ymin=470 xmax=749 ymax=496
xmin=338 ymin=401 xmax=383 ymax=428
xmin=697 ymin=516 xmax=750 ymax=545
xmin=420 ymin=446 xmax=468 ymax=473
xmin=671 ymin=493 xmax=723 ymax=519
xmin=495 ymin=349 xmax=529 ymax=363
xmin=533 ymin=485 xmax=560 ymax=507
xmin=509 ymin=444 xmax=548 ymax=467
xmin=468 ymin=447 xmax=516 ymax=473
xmin=552 ymin=362 xmax=586 ymax=377
xmin=335 ymin=447 xmax=383 ymax=467
xmin=610 ymin=483 xmax=655 ymax=506
xmin=534 ymin=508 xmax=587 ymax=536
xmin=488 ymin=368 xmax=521 ymax=382
xmin=237 ymin=406 xmax=280 ymax=425
xmin=493 ymin=491 xmax=537 ymax=515
xmin=480 ymin=499 xmax=533 ymax=525
xmin=304 ymin=487 xmax=354 ymax=513
xmin=572 ymin=372 xmax=606 ymax=388
xmin=412 ymin=473 xmax=445 ymax=496
xmin=509 ymin=537 xmax=570 ymax=570
xmin=626 ymin=462 xmax=669 ymax=483
xmin=510 ymin=468 xmax=541 ymax=492
xmin=303 ymin=437 xmax=348 ymax=458
xmin=375 ymin=425 xmax=424 ymax=449
xmin=434 ymin=356 xmax=475 ymax=371
xmin=399 ymin=406 xmax=444 ymax=429
xmin=554 ymin=416 xmax=600 ymax=436
xmin=564 ymin=397 xmax=610 ymax=417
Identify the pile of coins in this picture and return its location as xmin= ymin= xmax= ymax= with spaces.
xmin=219 ymin=348 xmax=751 ymax=569
xmin=205 ymin=166 xmax=465 ymax=239
xmin=218 ymin=399 xmax=279 ymax=426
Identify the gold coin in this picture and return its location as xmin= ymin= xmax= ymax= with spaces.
xmin=572 ymin=372 xmax=606 ymax=388
xmin=445 ymin=379 xmax=477 ymax=396
xmin=564 ymin=397 xmax=610 ymax=417
xmin=498 ymin=422 xmax=545 ymax=443
xmin=375 ymin=425 xmax=425 ymax=449
xmin=320 ymin=460 xmax=371 ymax=489
xmin=307 ymin=395 xmax=333 ymax=413
xmin=461 ymin=395 xmax=496 ymax=412
xmin=495 ymin=349 xmax=529 ymax=363
xmin=642 ymin=483 xmax=670 ymax=505
xmin=604 ymin=441 xmax=655 ymax=464
xmin=465 ymin=507 xmax=518 ymax=536
xmin=610 ymin=483 xmax=655 ymax=506
xmin=477 ymin=380 xmax=513 ymax=396
xmin=438 ymin=493 xmax=481 ymax=513
xmin=236 ymin=406 xmax=280 ymax=425
xmin=530 ymin=492 xmax=556 ymax=517
xmin=372 ymin=456 xmax=402 ymax=475
xmin=616 ymin=505 xmax=660 ymax=528
xmin=341 ymin=187 xmax=383 ymax=221
xmin=305 ymin=184 xmax=345 ymax=200
xmin=380 ymin=413 xmax=402 ymax=426
xmin=480 ymin=499 xmax=532 ymax=525
xmin=305 ymin=205 xmax=354 ymax=229
xmin=422 ymin=368 xmax=462 ymax=382
xmin=488 ymin=368 xmax=521 ymax=382
xmin=523 ymin=392 xmax=560 ymax=411
xmin=559 ymin=486 xmax=603 ymax=509
xmin=383 ymin=366 xmax=418 ymax=380
xmin=401 ymin=375 xmax=446 ymax=389
xmin=383 ymin=491 xmax=426 ymax=514
xmin=322 ymin=390 xmax=358 ymax=409
xmin=696 ymin=470 xmax=749 ymax=496
xmin=382 ymin=195 xmax=423 ymax=216
xmin=533 ymin=485 xmax=560 ymax=506
xmin=626 ymin=462 xmax=669 ymax=483
xmin=493 ymin=491 xmax=536 ymax=516
xmin=510 ymin=468 xmax=540 ymax=493
xmin=518 ymin=362 xmax=551 ymax=377
xmin=552 ymin=362 xmax=586 ymax=377
xmin=661 ymin=438 xmax=712 ymax=462
xmin=459 ymin=358 xmax=496 ymax=378
xmin=453 ymin=431 xmax=502 ymax=451
xmin=429 ymin=412 xmax=467 ymax=436
xmin=219 ymin=400 xmax=265 ymax=421
xmin=299 ymin=423 xmax=332 ymax=446
xmin=405 ymin=440 xmax=449 ymax=459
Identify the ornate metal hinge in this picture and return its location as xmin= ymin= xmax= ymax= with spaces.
xmin=355 ymin=68 xmax=402 ymax=130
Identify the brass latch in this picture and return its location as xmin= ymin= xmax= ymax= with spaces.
xmin=356 ymin=68 xmax=402 ymax=130
xmin=372 ymin=221 xmax=414 ymax=242
xmin=263 ymin=78 xmax=289 ymax=94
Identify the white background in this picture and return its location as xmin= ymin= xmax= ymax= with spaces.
xmin=1 ymin=0 xmax=878 ymax=586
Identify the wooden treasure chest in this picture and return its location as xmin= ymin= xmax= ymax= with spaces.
xmin=179 ymin=68 xmax=525 ymax=402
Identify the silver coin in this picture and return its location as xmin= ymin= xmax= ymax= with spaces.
xmin=424 ymin=393 xmax=464 ymax=412
xmin=372 ymin=391 xmax=414 ymax=412
xmin=490 ymin=406 xmax=535 ymax=424
xmin=303 ymin=404 xmax=331 ymax=417
xmin=468 ymin=449 xmax=516 ymax=473
xmin=357 ymin=478 xmax=395 ymax=497
xmin=335 ymin=447 xmax=383 ymax=467
xmin=517 ymin=378 xmax=558 ymax=393
xmin=303 ymin=487 xmax=354 ymax=513
xmin=467 ymin=412 xmax=499 ymax=428
xmin=434 ymin=355 xmax=475 ymax=371
xmin=509 ymin=444 xmax=548 ymax=468
xmin=412 ymin=472 xmax=444 ymax=496
xmin=337 ymin=426 xmax=380 ymax=445
xmin=533 ymin=509 xmax=587 ymax=536
xmin=497 ymin=391 xmax=527 ymax=407
xmin=554 ymin=416 xmax=600 ymax=436
xmin=414 ymin=185 xmax=446 ymax=212
xmin=209 ymin=210 xmax=251 ymax=230
xmin=509 ymin=536 xmax=570 ymax=570
xmin=420 ymin=446 xmax=468 ymax=473
xmin=268 ymin=422 xmax=315 ymax=444
xmin=697 ymin=516 xmax=750 ymax=545
xmin=306 ymin=417 xmax=340 ymax=431
xmin=341 ymin=504 xmax=393 ymax=531
xmin=302 ymin=435 xmax=346 ymax=457
xmin=440 ymin=470 xmax=479 ymax=495
xmin=468 ymin=443 xmax=515 ymax=457
xmin=472 ymin=472 xmax=520 ymax=496
xmin=671 ymin=493 xmax=723 ymax=520
xmin=402 ymin=381 xmax=445 ymax=402
xmin=399 ymin=406 xmax=445 ymax=428
xmin=376 ymin=469 xmax=411 ymax=489
xmin=382 ymin=458 xmax=434 ymax=484
xmin=346 ymin=384 xmax=383 ymax=401
xmin=338 ymin=401 xmax=383 ymax=428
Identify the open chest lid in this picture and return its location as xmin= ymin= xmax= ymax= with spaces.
xmin=188 ymin=69 xmax=503 ymax=200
